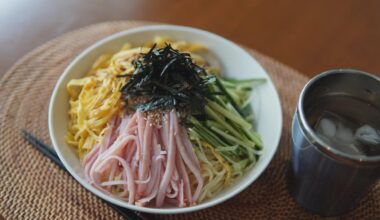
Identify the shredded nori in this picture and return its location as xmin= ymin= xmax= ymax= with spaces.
xmin=119 ymin=44 xmax=216 ymax=119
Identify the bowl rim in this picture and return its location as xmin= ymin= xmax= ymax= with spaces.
xmin=48 ymin=24 xmax=283 ymax=214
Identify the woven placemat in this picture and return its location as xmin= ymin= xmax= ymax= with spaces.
xmin=0 ymin=21 xmax=378 ymax=220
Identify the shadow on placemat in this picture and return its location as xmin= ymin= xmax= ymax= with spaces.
xmin=0 ymin=21 xmax=378 ymax=220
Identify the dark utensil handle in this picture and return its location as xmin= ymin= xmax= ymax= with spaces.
xmin=21 ymin=130 xmax=150 ymax=220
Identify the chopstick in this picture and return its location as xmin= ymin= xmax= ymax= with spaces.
xmin=21 ymin=129 xmax=153 ymax=220
xmin=21 ymin=130 xmax=65 ymax=167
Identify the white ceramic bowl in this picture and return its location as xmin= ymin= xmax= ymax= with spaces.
xmin=49 ymin=25 xmax=282 ymax=214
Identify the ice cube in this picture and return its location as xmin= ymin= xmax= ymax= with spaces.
xmin=335 ymin=122 xmax=354 ymax=144
xmin=314 ymin=111 xmax=363 ymax=155
xmin=318 ymin=118 xmax=337 ymax=138
xmin=355 ymin=124 xmax=380 ymax=146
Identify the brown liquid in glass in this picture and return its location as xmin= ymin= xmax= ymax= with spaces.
xmin=306 ymin=95 xmax=380 ymax=156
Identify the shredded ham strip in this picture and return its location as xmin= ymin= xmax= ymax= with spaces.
xmin=84 ymin=110 xmax=203 ymax=207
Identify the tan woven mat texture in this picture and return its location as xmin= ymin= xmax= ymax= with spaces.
xmin=0 ymin=21 xmax=379 ymax=220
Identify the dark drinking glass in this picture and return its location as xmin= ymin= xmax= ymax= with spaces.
xmin=289 ymin=69 xmax=380 ymax=216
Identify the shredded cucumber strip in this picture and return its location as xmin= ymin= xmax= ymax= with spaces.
xmin=189 ymin=76 xmax=266 ymax=202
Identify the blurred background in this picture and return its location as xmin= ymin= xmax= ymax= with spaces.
xmin=1 ymin=0 xmax=380 ymax=77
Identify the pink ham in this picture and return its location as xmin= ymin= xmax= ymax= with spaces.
xmin=156 ymin=111 xmax=177 ymax=207
xmin=137 ymin=116 xmax=153 ymax=195
xmin=82 ymin=109 xmax=204 ymax=207
xmin=173 ymin=112 xmax=203 ymax=203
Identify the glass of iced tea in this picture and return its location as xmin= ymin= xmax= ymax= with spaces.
xmin=289 ymin=69 xmax=380 ymax=216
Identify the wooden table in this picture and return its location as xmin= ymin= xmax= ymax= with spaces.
xmin=1 ymin=0 xmax=380 ymax=77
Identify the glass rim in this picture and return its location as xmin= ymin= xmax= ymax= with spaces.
xmin=297 ymin=68 xmax=380 ymax=165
